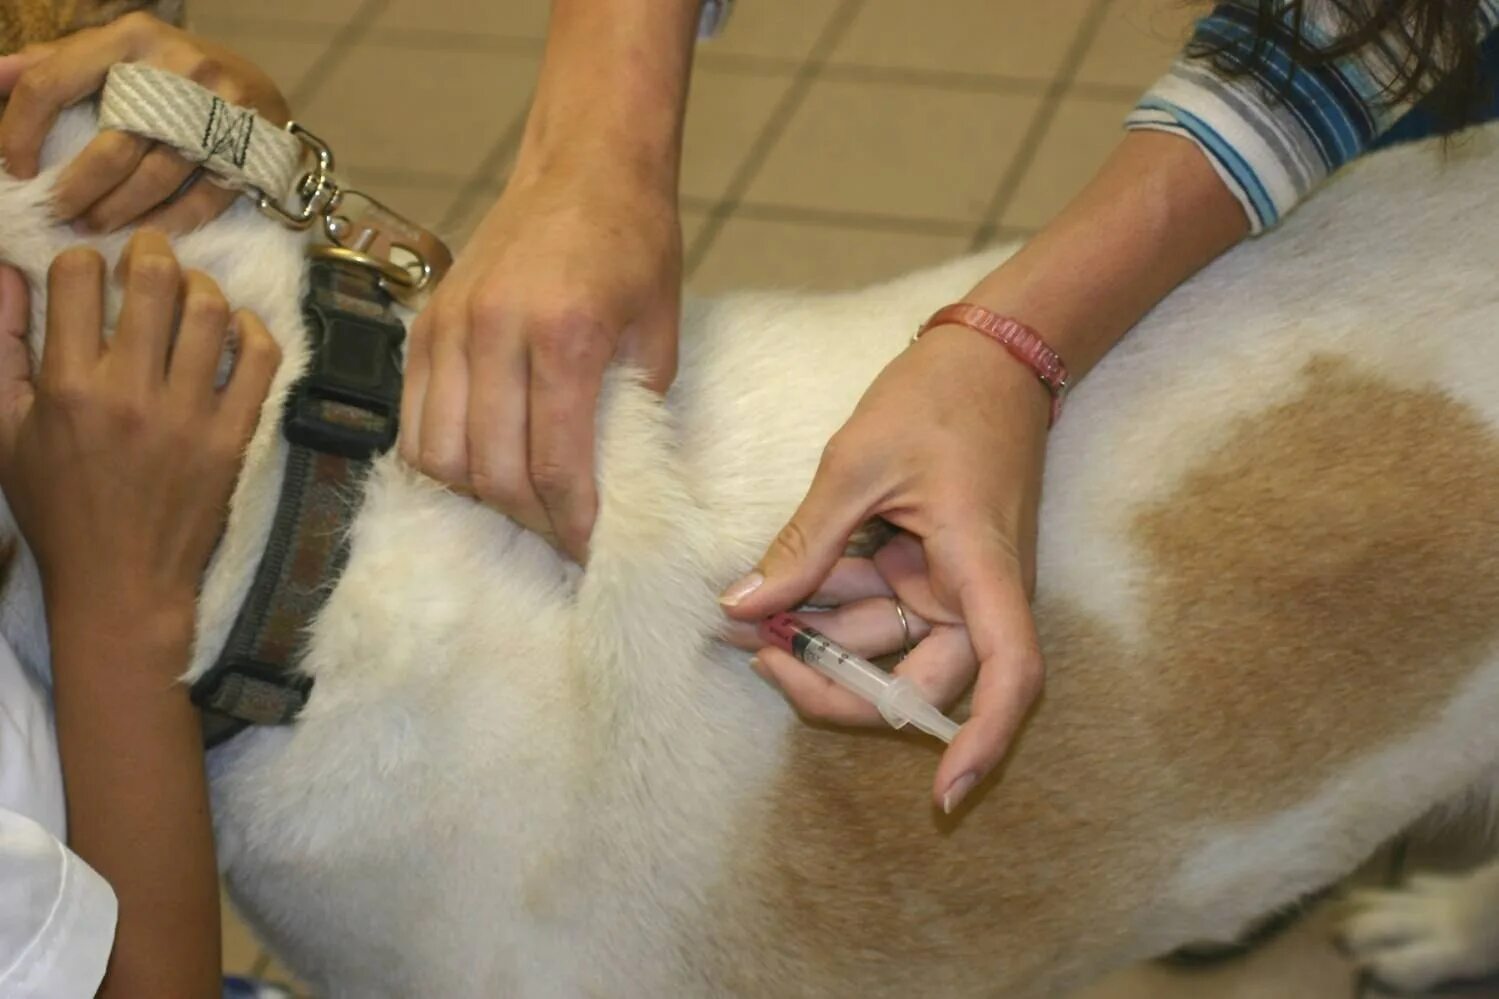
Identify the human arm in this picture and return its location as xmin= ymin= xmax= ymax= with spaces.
xmin=723 ymin=0 xmax=1499 ymax=811
xmin=720 ymin=128 xmax=1246 ymax=810
xmin=0 ymin=230 xmax=280 ymax=995
xmin=398 ymin=0 xmax=702 ymax=562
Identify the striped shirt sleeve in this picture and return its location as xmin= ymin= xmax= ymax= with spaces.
xmin=698 ymin=0 xmax=735 ymax=38
xmin=1128 ymin=0 xmax=1499 ymax=233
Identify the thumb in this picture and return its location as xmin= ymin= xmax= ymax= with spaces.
xmin=719 ymin=456 xmax=874 ymax=620
xmin=0 ymin=264 xmax=33 ymax=457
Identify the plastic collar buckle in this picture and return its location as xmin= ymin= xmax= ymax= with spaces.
xmin=284 ymin=259 xmax=407 ymax=461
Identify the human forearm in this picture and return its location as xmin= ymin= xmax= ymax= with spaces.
xmin=964 ymin=131 xmax=1248 ymax=380
xmin=516 ymin=0 xmax=699 ymax=194
xmin=49 ymin=602 xmax=219 ymax=999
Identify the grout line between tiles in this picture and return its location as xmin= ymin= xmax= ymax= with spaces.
xmin=435 ymin=106 xmax=532 ymax=234
xmin=342 ymin=164 xmax=470 ymax=188
xmin=683 ymin=0 xmax=867 ymax=279
xmin=679 ymin=194 xmax=1036 ymax=240
xmin=967 ymin=0 xmax=1117 ymax=250
xmin=362 ymin=26 xmax=544 ymax=53
xmin=198 ymin=13 xmax=1153 ymax=105
xmin=189 ymin=15 xmax=343 ymax=42
xmin=285 ymin=0 xmax=392 ymax=109
xmin=204 ymin=18 xmax=1148 ymax=105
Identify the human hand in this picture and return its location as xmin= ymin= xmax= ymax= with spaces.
xmin=399 ymin=163 xmax=682 ymax=562
xmin=0 ymin=230 xmax=280 ymax=643
xmin=0 ymin=12 xmax=290 ymax=233
xmin=719 ymin=326 xmax=1051 ymax=813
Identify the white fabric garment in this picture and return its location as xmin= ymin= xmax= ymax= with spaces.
xmin=0 ymin=636 xmax=116 ymax=998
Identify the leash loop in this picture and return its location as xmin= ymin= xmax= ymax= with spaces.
xmin=98 ymin=63 xmax=453 ymax=305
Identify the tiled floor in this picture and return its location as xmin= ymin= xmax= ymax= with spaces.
xmin=180 ymin=1 xmax=1494 ymax=996
xmin=187 ymin=0 xmax=1193 ymax=294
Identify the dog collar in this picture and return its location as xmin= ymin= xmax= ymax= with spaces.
xmin=189 ymin=257 xmax=406 ymax=748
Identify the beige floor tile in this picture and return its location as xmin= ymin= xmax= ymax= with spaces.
xmin=680 ymin=206 xmax=712 ymax=255
xmin=188 ymin=0 xmax=363 ymax=26
xmin=689 ymin=216 xmax=968 ymax=293
xmin=206 ymin=36 xmax=329 ymax=102
xmin=682 ymin=69 xmax=795 ymax=201
xmin=1071 ymin=902 xmax=1358 ymax=999
xmin=258 ymin=952 xmax=318 ymax=997
xmin=343 ymin=180 xmax=466 ymax=242
xmin=436 ymin=189 xmax=492 ymax=251
xmin=1074 ymin=0 xmax=1199 ymax=91
xmin=221 ymin=898 xmax=264 ymax=976
xmin=375 ymin=0 xmax=549 ymax=38
xmin=830 ymin=0 xmax=1096 ymax=80
xmin=297 ymin=44 xmax=536 ymax=176
xmin=701 ymin=0 xmax=843 ymax=61
xmin=1001 ymin=95 xmax=1134 ymax=229
xmin=744 ymin=79 xmax=1040 ymax=222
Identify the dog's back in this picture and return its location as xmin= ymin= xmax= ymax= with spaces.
xmin=3 ymin=110 xmax=1499 ymax=997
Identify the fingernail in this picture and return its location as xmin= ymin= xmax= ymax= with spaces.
xmin=942 ymin=772 xmax=977 ymax=815
xmin=718 ymin=571 xmax=763 ymax=606
xmin=748 ymin=656 xmax=762 ymax=674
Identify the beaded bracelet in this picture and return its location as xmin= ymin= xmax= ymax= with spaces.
xmin=913 ymin=303 xmax=1070 ymax=426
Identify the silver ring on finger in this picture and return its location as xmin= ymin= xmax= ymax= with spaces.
xmin=892 ymin=598 xmax=912 ymax=660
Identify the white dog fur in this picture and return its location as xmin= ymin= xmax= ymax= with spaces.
xmin=2 ymin=108 xmax=1498 ymax=997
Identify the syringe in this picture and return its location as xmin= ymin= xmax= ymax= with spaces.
xmin=758 ymin=612 xmax=961 ymax=744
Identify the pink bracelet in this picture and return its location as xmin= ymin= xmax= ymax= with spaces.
xmin=913 ymin=303 xmax=1070 ymax=426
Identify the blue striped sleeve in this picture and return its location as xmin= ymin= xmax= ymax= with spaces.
xmin=1128 ymin=0 xmax=1499 ymax=233
xmin=699 ymin=0 xmax=735 ymax=38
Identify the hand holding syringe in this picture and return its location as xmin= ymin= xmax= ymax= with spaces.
xmin=758 ymin=613 xmax=961 ymax=744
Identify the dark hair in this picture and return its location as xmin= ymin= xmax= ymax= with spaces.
xmin=1187 ymin=0 xmax=1489 ymax=123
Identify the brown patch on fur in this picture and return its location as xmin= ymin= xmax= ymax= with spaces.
xmin=0 ymin=1 xmax=183 ymax=55
xmin=705 ymin=357 xmax=1499 ymax=997
xmin=1136 ymin=356 xmax=1499 ymax=813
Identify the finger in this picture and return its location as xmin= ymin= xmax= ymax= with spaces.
xmin=80 ymin=146 xmax=195 ymax=233
xmin=719 ymin=619 xmax=767 ymax=652
xmin=0 ymin=265 xmax=35 ymax=455
xmin=801 ymin=557 xmax=893 ymax=607
xmin=0 ymin=29 xmax=139 ymax=178
xmin=138 ymin=177 xmax=237 ymax=234
xmin=417 ymin=309 xmax=472 ymax=491
xmin=873 ymin=532 xmax=949 ymax=623
xmin=719 ymin=438 xmax=881 ymax=618
xmin=42 ymin=246 xmax=105 ymax=382
xmin=616 ymin=306 xmax=678 ymax=395
xmin=49 ymin=131 xmax=151 ymax=221
xmin=719 ymin=593 xmax=929 ymax=654
xmin=787 ymin=598 xmax=933 ymax=660
xmin=527 ymin=324 xmax=610 ymax=561
xmin=930 ymin=537 xmax=1045 ymax=813
xmin=110 ymin=229 xmax=181 ymax=386
xmin=167 ymin=270 xmax=230 ymax=404
xmin=888 ymin=625 xmax=979 ymax=712
xmin=466 ymin=314 xmax=550 ymax=538
xmin=218 ymin=310 xmax=279 ymax=440
xmin=398 ymin=311 xmax=432 ymax=469
xmin=754 ymin=645 xmax=882 ymax=727
xmin=0 ymin=48 xmax=51 ymax=96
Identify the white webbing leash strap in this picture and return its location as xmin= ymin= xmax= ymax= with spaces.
xmin=94 ymin=62 xmax=454 ymax=304
xmin=97 ymin=62 xmax=303 ymax=198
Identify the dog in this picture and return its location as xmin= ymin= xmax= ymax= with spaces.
xmin=1 ymin=104 xmax=1498 ymax=998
